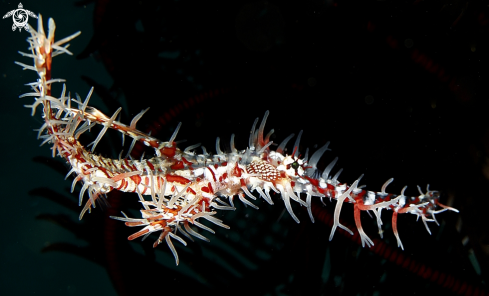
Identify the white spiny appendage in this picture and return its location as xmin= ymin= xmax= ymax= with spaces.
xmin=393 ymin=216 xmax=404 ymax=250
xmin=305 ymin=142 xmax=331 ymax=177
xmin=276 ymin=183 xmax=299 ymax=223
xmin=130 ymin=108 xmax=150 ymax=129
xmin=329 ymin=180 xmax=358 ymax=241
xmin=381 ymin=178 xmax=394 ymax=194
xmin=168 ymin=122 xmax=182 ymax=144
xmin=358 ymin=226 xmax=375 ymax=248
xmin=238 ymin=192 xmax=259 ymax=209
xmin=88 ymin=107 xmax=122 ymax=152
xmin=17 ymin=16 xmax=458 ymax=265
xmin=321 ymin=157 xmax=338 ymax=181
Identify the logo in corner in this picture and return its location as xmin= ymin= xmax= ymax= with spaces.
xmin=3 ymin=3 xmax=37 ymax=32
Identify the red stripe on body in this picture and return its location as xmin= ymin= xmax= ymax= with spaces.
xmin=130 ymin=175 xmax=142 ymax=191
xmin=182 ymin=157 xmax=193 ymax=168
xmin=207 ymin=182 xmax=214 ymax=193
xmin=207 ymin=167 xmax=216 ymax=181
xmin=160 ymin=143 xmax=176 ymax=158
xmin=304 ymin=176 xmax=319 ymax=187
xmin=171 ymin=161 xmax=184 ymax=170
xmin=141 ymin=177 xmax=150 ymax=194
xmin=116 ymin=179 xmax=125 ymax=190
xmin=166 ymin=174 xmax=191 ymax=185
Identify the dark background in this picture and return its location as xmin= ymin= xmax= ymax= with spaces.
xmin=0 ymin=0 xmax=488 ymax=295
